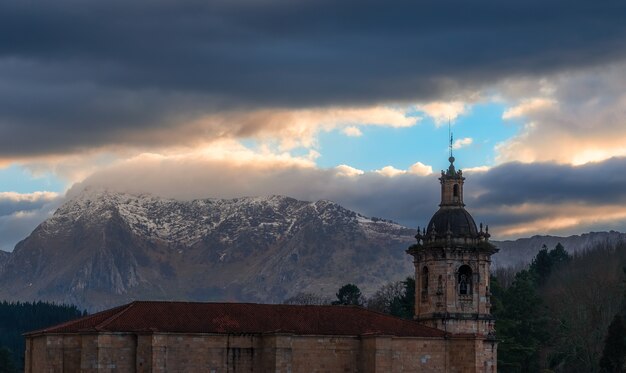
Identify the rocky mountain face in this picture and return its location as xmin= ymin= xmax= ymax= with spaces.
xmin=492 ymin=231 xmax=626 ymax=268
xmin=0 ymin=189 xmax=416 ymax=311
xmin=0 ymin=250 xmax=9 ymax=272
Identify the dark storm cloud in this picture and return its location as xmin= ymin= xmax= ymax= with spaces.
xmin=0 ymin=195 xmax=54 ymax=216
xmin=0 ymin=193 xmax=62 ymax=251
xmin=470 ymin=158 xmax=626 ymax=207
xmin=1 ymin=0 xmax=626 ymax=156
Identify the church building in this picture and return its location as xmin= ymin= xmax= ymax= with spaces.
xmin=24 ymin=156 xmax=498 ymax=372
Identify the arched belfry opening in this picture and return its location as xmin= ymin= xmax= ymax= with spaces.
xmin=458 ymin=265 xmax=473 ymax=295
xmin=453 ymin=183 xmax=459 ymax=202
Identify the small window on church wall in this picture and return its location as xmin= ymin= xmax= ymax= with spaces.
xmin=453 ymin=184 xmax=459 ymax=200
xmin=458 ymin=265 xmax=472 ymax=295
xmin=421 ymin=267 xmax=429 ymax=301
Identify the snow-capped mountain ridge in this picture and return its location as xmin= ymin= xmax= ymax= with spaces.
xmin=47 ymin=188 xmax=407 ymax=247
xmin=0 ymin=188 xmax=415 ymax=311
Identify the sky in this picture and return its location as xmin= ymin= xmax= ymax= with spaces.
xmin=2 ymin=0 xmax=626 ymax=251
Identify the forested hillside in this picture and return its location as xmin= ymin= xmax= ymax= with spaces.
xmin=492 ymin=241 xmax=626 ymax=372
xmin=0 ymin=301 xmax=85 ymax=372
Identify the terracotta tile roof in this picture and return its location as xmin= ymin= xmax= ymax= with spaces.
xmin=26 ymin=301 xmax=445 ymax=338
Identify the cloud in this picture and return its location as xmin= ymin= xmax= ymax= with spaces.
xmin=0 ymin=191 xmax=62 ymax=251
xmin=343 ymin=126 xmax=363 ymax=137
xmin=496 ymin=64 xmax=626 ymax=165
xmin=375 ymin=166 xmax=407 ymax=177
xmin=415 ymin=101 xmax=470 ymax=125
xmin=452 ymin=137 xmax=473 ymax=149
xmin=408 ymin=162 xmax=433 ymax=176
xmin=371 ymin=163 xmax=432 ymax=178
xmin=1 ymin=0 xmax=626 ymax=158
xmin=57 ymin=143 xmax=626 ymax=242
xmin=0 ymin=104 xmax=417 ymax=161
xmin=2 ymin=147 xmax=625 ymax=249
xmin=502 ymin=98 xmax=556 ymax=120
xmin=470 ymin=158 xmax=626 ymax=207
xmin=67 ymin=146 xmax=442 ymax=231
xmin=463 ymin=165 xmax=490 ymax=173
xmin=0 ymin=191 xmax=59 ymax=216
xmin=335 ymin=164 xmax=364 ymax=177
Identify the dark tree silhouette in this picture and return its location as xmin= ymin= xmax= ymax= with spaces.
xmin=599 ymin=314 xmax=626 ymax=373
xmin=0 ymin=301 xmax=84 ymax=370
xmin=0 ymin=347 xmax=17 ymax=373
xmin=332 ymin=284 xmax=364 ymax=306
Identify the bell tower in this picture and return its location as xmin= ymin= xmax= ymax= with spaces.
xmin=406 ymin=155 xmax=498 ymax=337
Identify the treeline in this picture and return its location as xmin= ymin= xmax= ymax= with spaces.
xmin=492 ymin=242 xmax=626 ymax=372
xmin=0 ymin=301 xmax=85 ymax=372
xmin=283 ymin=278 xmax=415 ymax=319
xmin=287 ymin=240 xmax=626 ymax=373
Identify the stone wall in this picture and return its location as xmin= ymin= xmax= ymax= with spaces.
xmin=25 ymin=332 xmax=487 ymax=372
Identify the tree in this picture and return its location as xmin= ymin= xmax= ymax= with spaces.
xmin=0 ymin=300 xmax=84 ymax=370
xmin=529 ymin=243 xmax=572 ymax=287
xmin=283 ymin=292 xmax=331 ymax=305
xmin=599 ymin=314 xmax=626 ymax=372
xmin=531 ymin=245 xmax=553 ymax=286
xmin=549 ymin=242 xmax=571 ymax=269
xmin=367 ymin=281 xmax=404 ymax=314
xmin=495 ymin=269 xmax=550 ymax=372
xmin=332 ymin=284 xmax=365 ymax=306
xmin=398 ymin=277 xmax=415 ymax=319
xmin=0 ymin=347 xmax=17 ymax=373
xmin=366 ymin=277 xmax=415 ymax=319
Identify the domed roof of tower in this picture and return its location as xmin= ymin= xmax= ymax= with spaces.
xmin=426 ymin=207 xmax=479 ymax=238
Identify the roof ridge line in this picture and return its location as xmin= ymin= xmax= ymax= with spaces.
xmin=94 ymin=301 xmax=136 ymax=331
xmin=23 ymin=303 xmax=128 ymax=336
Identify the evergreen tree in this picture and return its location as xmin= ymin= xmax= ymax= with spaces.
xmin=549 ymin=242 xmax=570 ymax=268
xmin=530 ymin=245 xmax=552 ymax=286
xmin=600 ymin=314 xmax=626 ymax=373
xmin=529 ymin=243 xmax=571 ymax=286
xmin=397 ymin=277 xmax=415 ymax=319
xmin=0 ymin=347 xmax=17 ymax=373
xmin=332 ymin=284 xmax=364 ymax=306
xmin=0 ymin=301 xmax=84 ymax=370
xmin=495 ymin=269 xmax=550 ymax=372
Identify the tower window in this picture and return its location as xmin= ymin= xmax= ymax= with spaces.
xmin=421 ymin=266 xmax=429 ymax=301
xmin=453 ymin=184 xmax=459 ymax=201
xmin=458 ymin=265 xmax=473 ymax=295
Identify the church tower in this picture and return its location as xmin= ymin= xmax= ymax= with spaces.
xmin=407 ymin=155 xmax=498 ymax=337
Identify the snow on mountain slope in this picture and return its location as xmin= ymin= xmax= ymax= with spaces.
xmin=0 ymin=188 xmax=415 ymax=311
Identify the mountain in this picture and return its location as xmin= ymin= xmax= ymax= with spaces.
xmin=492 ymin=231 xmax=626 ymax=268
xmin=0 ymin=250 xmax=9 ymax=272
xmin=1 ymin=188 xmax=623 ymax=311
xmin=0 ymin=189 xmax=415 ymax=311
